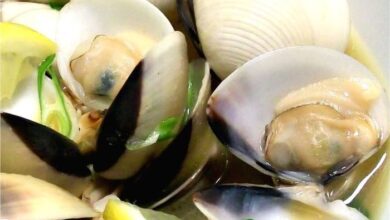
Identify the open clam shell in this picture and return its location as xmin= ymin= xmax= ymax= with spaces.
xmin=56 ymin=0 xmax=174 ymax=110
xmin=93 ymin=31 xmax=189 ymax=179
xmin=207 ymin=46 xmax=390 ymax=183
xmin=193 ymin=184 xmax=367 ymax=220
xmin=56 ymin=0 xmax=190 ymax=180
xmin=192 ymin=0 xmax=350 ymax=79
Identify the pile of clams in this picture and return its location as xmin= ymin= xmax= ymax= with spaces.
xmin=1 ymin=0 xmax=389 ymax=219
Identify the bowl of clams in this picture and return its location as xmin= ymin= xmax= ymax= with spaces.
xmin=1 ymin=0 xmax=389 ymax=219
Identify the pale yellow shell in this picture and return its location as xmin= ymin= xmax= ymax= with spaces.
xmin=194 ymin=0 xmax=350 ymax=79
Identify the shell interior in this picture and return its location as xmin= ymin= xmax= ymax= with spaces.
xmin=56 ymin=0 xmax=174 ymax=109
xmin=193 ymin=184 xmax=368 ymax=220
xmin=207 ymin=46 xmax=390 ymax=182
xmin=93 ymin=31 xmax=189 ymax=180
xmin=119 ymin=59 xmax=213 ymax=207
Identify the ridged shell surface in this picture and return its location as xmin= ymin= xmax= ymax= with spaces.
xmin=194 ymin=0 xmax=350 ymax=79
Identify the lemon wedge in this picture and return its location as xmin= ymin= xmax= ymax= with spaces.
xmin=0 ymin=22 xmax=56 ymax=102
xmin=103 ymin=199 xmax=180 ymax=220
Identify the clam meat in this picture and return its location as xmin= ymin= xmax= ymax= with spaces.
xmin=1 ymin=0 xmax=389 ymax=219
xmin=56 ymin=0 xmax=175 ymax=110
xmin=265 ymin=78 xmax=382 ymax=177
xmin=56 ymin=0 xmax=190 ymax=180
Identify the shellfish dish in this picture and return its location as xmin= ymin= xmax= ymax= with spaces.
xmin=0 ymin=0 xmax=389 ymax=219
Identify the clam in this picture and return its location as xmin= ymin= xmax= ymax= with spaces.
xmin=189 ymin=0 xmax=350 ymax=79
xmin=207 ymin=46 xmax=390 ymax=183
xmin=56 ymin=0 xmax=189 ymax=179
xmin=118 ymin=59 xmax=225 ymax=207
xmin=193 ymin=184 xmax=367 ymax=220
xmin=1 ymin=112 xmax=91 ymax=196
xmin=0 ymin=173 xmax=98 ymax=220
xmin=92 ymin=31 xmax=189 ymax=180
xmin=56 ymin=0 xmax=175 ymax=110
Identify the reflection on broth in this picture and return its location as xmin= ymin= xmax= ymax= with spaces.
xmin=346 ymin=27 xmax=387 ymax=88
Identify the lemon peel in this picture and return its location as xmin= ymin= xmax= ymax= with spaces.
xmin=103 ymin=199 xmax=180 ymax=220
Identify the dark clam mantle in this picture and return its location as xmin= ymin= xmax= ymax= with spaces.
xmin=1 ymin=112 xmax=90 ymax=177
xmin=206 ymin=105 xmax=276 ymax=174
xmin=119 ymin=120 xmax=193 ymax=206
xmin=93 ymin=61 xmax=144 ymax=172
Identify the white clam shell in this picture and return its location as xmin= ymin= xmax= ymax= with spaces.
xmin=208 ymin=46 xmax=390 ymax=182
xmin=1 ymin=114 xmax=90 ymax=196
xmin=132 ymin=31 xmax=188 ymax=142
xmin=193 ymin=184 xmax=368 ymax=220
xmin=56 ymin=0 xmax=174 ymax=105
xmin=194 ymin=0 xmax=350 ymax=79
xmin=96 ymin=31 xmax=189 ymax=179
